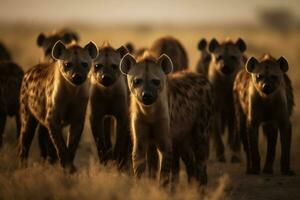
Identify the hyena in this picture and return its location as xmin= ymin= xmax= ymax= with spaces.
xmin=233 ymin=54 xmax=294 ymax=175
xmin=150 ymin=36 xmax=189 ymax=72
xmin=120 ymin=52 xmax=212 ymax=187
xmin=36 ymin=29 xmax=80 ymax=161
xmin=0 ymin=61 xmax=24 ymax=147
xmin=37 ymin=29 xmax=79 ymax=62
xmin=18 ymin=41 xmax=98 ymax=170
xmin=196 ymin=38 xmax=211 ymax=76
xmin=89 ymin=42 xmax=131 ymax=169
xmin=0 ymin=42 xmax=12 ymax=61
xmin=208 ymin=38 xmax=247 ymax=162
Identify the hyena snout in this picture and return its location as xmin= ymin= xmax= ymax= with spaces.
xmin=71 ymin=73 xmax=86 ymax=85
xmin=141 ymin=90 xmax=157 ymax=105
xmin=261 ymin=82 xmax=274 ymax=95
xmin=100 ymin=74 xmax=115 ymax=86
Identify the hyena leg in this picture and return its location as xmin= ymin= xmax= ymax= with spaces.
xmin=0 ymin=112 xmax=6 ymax=148
xmin=228 ymin=115 xmax=241 ymax=163
xmin=181 ymin=146 xmax=196 ymax=183
xmin=18 ymin=110 xmax=38 ymax=165
xmin=213 ymin=113 xmax=225 ymax=162
xmin=237 ymin=114 xmax=250 ymax=173
xmin=262 ymin=123 xmax=278 ymax=174
xmin=171 ymin=147 xmax=180 ymax=185
xmin=279 ymin=121 xmax=294 ymax=175
xmin=147 ymin=143 xmax=159 ymax=179
xmin=248 ymin=122 xmax=260 ymax=174
xmin=38 ymin=124 xmax=57 ymax=163
xmin=15 ymin=112 xmax=21 ymax=139
xmin=114 ymin=114 xmax=131 ymax=170
xmin=90 ymin=113 xmax=112 ymax=164
xmin=67 ymin=115 xmax=86 ymax=163
xmin=157 ymin=136 xmax=172 ymax=188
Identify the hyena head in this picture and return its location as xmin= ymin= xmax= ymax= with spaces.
xmin=198 ymin=38 xmax=211 ymax=67
xmin=209 ymin=38 xmax=246 ymax=75
xmin=120 ymin=51 xmax=173 ymax=106
xmin=92 ymin=42 xmax=128 ymax=87
xmin=246 ymin=54 xmax=289 ymax=96
xmin=52 ymin=41 xmax=98 ymax=86
xmin=37 ymin=29 xmax=79 ymax=60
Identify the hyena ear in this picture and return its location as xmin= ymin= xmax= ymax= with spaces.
xmin=84 ymin=42 xmax=98 ymax=59
xmin=117 ymin=46 xmax=129 ymax=58
xmin=208 ymin=38 xmax=219 ymax=53
xmin=198 ymin=39 xmax=207 ymax=51
xmin=125 ymin=42 xmax=134 ymax=54
xmin=245 ymin=57 xmax=258 ymax=73
xmin=37 ymin=33 xmax=46 ymax=47
xmin=157 ymin=54 xmax=173 ymax=75
xmin=52 ymin=40 xmax=66 ymax=60
xmin=120 ymin=53 xmax=136 ymax=75
xmin=62 ymin=32 xmax=79 ymax=44
xmin=236 ymin=38 xmax=247 ymax=52
xmin=277 ymin=56 xmax=289 ymax=72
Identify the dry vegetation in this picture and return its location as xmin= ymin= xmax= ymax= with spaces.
xmin=0 ymin=24 xmax=300 ymax=199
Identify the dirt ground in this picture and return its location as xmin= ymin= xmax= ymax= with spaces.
xmin=0 ymin=25 xmax=299 ymax=200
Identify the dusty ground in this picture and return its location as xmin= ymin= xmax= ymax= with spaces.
xmin=0 ymin=24 xmax=299 ymax=200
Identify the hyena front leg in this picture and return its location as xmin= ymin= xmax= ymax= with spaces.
xmin=18 ymin=107 xmax=38 ymax=166
xmin=156 ymin=127 xmax=172 ymax=188
xmin=147 ymin=144 xmax=159 ymax=179
xmin=0 ymin=111 xmax=6 ymax=148
xmin=279 ymin=120 xmax=294 ymax=175
xmin=132 ymin=120 xmax=148 ymax=179
xmin=247 ymin=121 xmax=260 ymax=174
xmin=262 ymin=123 xmax=277 ymax=174
xmin=213 ymin=113 xmax=225 ymax=162
xmin=90 ymin=112 xmax=112 ymax=165
xmin=114 ymin=110 xmax=131 ymax=170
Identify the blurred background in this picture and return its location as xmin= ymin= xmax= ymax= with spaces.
xmin=0 ymin=1 xmax=300 ymax=199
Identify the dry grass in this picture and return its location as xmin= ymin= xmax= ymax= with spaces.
xmin=0 ymin=24 xmax=300 ymax=199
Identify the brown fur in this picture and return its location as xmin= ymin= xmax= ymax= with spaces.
xmin=120 ymin=52 xmax=212 ymax=187
xmin=0 ymin=62 xmax=24 ymax=146
xmin=208 ymin=38 xmax=247 ymax=162
xmin=150 ymin=36 xmax=189 ymax=72
xmin=89 ymin=42 xmax=131 ymax=169
xmin=196 ymin=38 xmax=211 ymax=76
xmin=233 ymin=54 xmax=294 ymax=175
xmin=18 ymin=41 xmax=98 ymax=171
xmin=37 ymin=29 xmax=79 ymax=62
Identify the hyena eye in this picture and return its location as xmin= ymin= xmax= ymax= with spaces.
xmin=111 ymin=64 xmax=118 ymax=70
xmin=95 ymin=64 xmax=103 ymax=69
xmin=64 ymin=62 xmax=72 ymax=68
xmin=81 ymin=62 xmax=88 ymax=68
xmin=256 ymin=74 xmax=263 ymax=80
xmin=133 ymin=78 xmax=142 ymax=86
xmin=152 ymin=79 xmax=160 ymax=86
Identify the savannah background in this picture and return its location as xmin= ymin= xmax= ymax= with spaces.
xmin=0 ymin=0 xmax=300 ymax=199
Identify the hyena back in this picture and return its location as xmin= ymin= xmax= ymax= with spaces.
xmin=90 ymin=42 xmax=131 ymax=169
xmin=150 ymin=36 xmax=189 ymax=72
xmin=120 ymin=52 xmax=212 ymax=187
xmin=18 ymin=41 xmax=98 ymax=170
xmin=233 ymin=54 xmax=294 ymax=175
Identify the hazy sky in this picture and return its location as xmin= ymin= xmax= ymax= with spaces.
xmin=0 ymin=0 xmax=299 ymax=25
